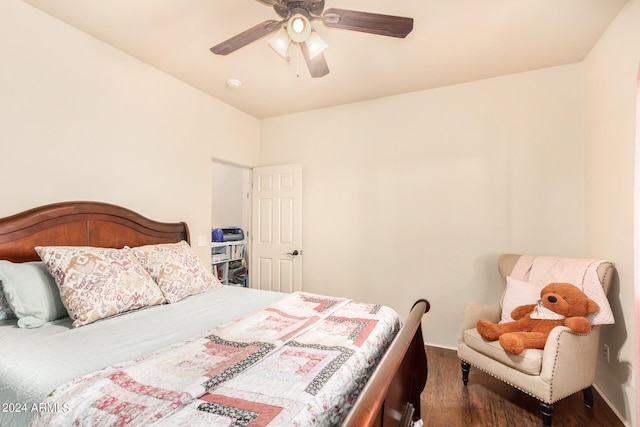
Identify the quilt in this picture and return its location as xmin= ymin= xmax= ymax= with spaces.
xmin=30 ymin=292 xmax=401 ymax=426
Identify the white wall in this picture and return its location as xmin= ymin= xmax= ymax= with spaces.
xmin=260 ymin=63 xmax=585 ymax=347
xmin=212 ymin=162 xmax=245 ymax=228
xmin=584 ymin=0 xmax=640 ymax=424
xmin=0 ymin=0 xmax=261 ymax=262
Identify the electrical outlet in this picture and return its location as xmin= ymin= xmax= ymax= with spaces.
xmin=603 ymin=344 xmax=610 ymax=363
xmin=197 ymin=235 xmax=207 ymax=247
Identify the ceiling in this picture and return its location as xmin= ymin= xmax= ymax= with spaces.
xmin=22 ymin=0 xmax=628 ymax=119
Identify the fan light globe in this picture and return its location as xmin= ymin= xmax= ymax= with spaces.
xmin=287 ymin=14 xmax=311 ymax=43
xmin=292 ymin=17 xmax=305 ymax=33
xmin=305 ymin=31 xmax=327 ymax=59
xmin=268 ymin=27 xmax=290 ymax=58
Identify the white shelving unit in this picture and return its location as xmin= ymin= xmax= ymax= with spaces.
xmin=211 ymin=240 xmax=247 ymax=286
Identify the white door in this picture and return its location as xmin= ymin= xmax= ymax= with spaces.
xmin=251 ymin=163 xmax=302 ymax=292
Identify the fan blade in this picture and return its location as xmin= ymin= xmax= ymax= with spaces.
xmin=255 ymin=0 xmax=278 ymax=5
xmin=211 ymin=20 xmax=281 ymax=55
xmin=323 ymin=8 xmax=413 ymax=38
xmin=300 ymin=42 xmax=330 ymax=78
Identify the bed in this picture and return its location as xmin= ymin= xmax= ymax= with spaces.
xmin=0 ymin=201 xmax=430 ymax=427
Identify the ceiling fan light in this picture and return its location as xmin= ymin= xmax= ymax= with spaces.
xmin=267 ymin=27 xmax=290 ymax=58
xmin=287 ymin=13 xmax=311 ymax=43
xmin=305 ymin=31 xmax=328 ymax=59
xmin=292 ymin=16 xmax=305 ymax=33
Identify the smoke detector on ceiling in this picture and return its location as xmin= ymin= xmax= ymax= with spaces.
xmin=226 ymin=78 xmax=242 ymax=89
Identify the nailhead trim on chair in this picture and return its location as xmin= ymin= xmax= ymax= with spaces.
xmin=600 ymin=264 xmax=613 ymax=288
xmin=461 ymin=327 xmax=594 ymax=405
xmin=549 ymin=329 xmax=561 ymax=402
xmin=564 ymin=261 xmax=612 ymax=290
xmin=461 ymin=358 xmax=552 ymax=402
xmin=549 ymin=328 xmax=595 ymax=402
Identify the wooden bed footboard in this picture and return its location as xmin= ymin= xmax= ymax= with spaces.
xmin=343 ymin=299 xmax=430 ymax=427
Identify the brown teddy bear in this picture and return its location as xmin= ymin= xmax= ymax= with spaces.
xmin=476 ymin=282 xmax=599 ymax=354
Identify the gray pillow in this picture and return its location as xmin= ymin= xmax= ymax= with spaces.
xmin=0 ymin=260 xmax=67 ymax=328
xmin=0 ymin=280 xmax=17 ymax=321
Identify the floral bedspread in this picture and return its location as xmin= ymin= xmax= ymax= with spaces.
xmin=31 ymin=292 xmax=401 ymax=427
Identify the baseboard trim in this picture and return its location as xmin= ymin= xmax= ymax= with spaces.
xmin=592 ymin=383 xmax=631 ymax=427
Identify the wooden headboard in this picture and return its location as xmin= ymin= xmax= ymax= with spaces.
xmin=0 ymin=201 xmax=190 ymax=263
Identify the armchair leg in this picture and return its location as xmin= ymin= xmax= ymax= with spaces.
xmin=461 ymin=361 xmax=470 ymax=385
xmin=540 ymin=402 xmax=553 ymax=427
xmin=583 ymin=386 xmax=594 ymax=408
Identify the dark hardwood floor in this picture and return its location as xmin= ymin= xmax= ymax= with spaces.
xmin=420 ymin=346 xmax=624 ymax=427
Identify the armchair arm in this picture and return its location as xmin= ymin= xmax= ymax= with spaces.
xmin=457 ymin=302 xmax=501 ymax=343
xmin=539 ymin=325 xmax=601 ymax=400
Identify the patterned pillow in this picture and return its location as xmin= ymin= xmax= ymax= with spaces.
xmin=129 ymin=240 xmax=222 ymax=303
xmin=35 ymin=246 xmax=166 ymax=327
xmin=0 ymin=280 xmax=17 ymax=321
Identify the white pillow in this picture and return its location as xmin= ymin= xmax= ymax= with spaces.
xmin=500 ymin=276 xmax=545 ymax=323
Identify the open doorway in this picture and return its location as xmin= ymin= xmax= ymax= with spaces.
xmin=211 ymin=160 xmax=251 ymax=286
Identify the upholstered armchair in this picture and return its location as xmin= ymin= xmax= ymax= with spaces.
xmin=457 ymin=254 xmax=615 ymax=427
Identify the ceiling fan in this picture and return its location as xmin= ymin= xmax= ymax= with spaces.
xmin=210 ymin=0 xmax=413 ymax=78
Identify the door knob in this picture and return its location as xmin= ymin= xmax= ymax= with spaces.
xmin=287 ymin=250 xmax=301 ymax=257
